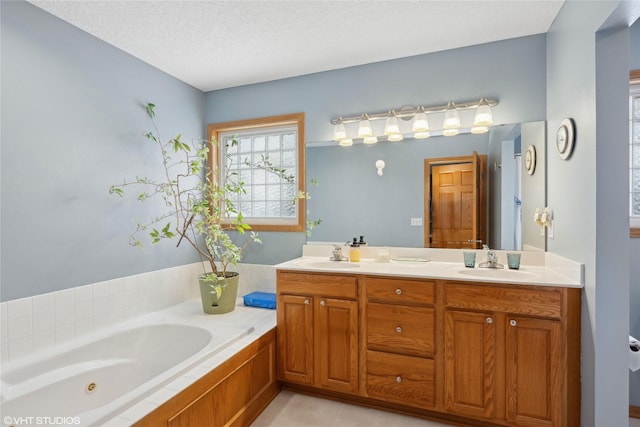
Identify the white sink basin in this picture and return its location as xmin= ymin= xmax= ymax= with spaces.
xmin=299 ymin=261 xmax=360 ymax=269
xmin=457 ymin=268 xmax=536 ymax=280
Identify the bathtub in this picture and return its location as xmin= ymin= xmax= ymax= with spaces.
xmin=0 ymin=300 xmax=270 ymax=427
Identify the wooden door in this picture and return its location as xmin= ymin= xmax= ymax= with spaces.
xmin=427 ymin=153 xmax=483 ymax=248
xmin=444 ymin=310 xmax=495 ymax=419
xmin=506 ymin=316 xmax=561 ymax=427
xmin=315 ymin=297 xmax=359 ymax=393
xmin=277 ymin=294 xmax=314 ymax=385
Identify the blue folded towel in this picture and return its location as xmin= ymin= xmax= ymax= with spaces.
xmin=243 ymin=292 xmax=276 ymax=309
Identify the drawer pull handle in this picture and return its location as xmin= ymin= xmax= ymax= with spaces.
xmin=396 ymin=326 xmax=402 ymax=333
xmin=396 ymin=376 xmax=402 ymax=383
xmin=304 ymin=299 xmax=310 ymax=305
xmin=395 ymin=288 xmax=402 ymax=295
xmin=320 ymin=300 xmax=326 ymax=306
xmin=510 ymin=319 xmax=517 ymax=327
xmin=486 ymin=317 xmax=493 ymax=324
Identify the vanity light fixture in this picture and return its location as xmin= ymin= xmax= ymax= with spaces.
xmin=442 ymin=102 xmax=461 ymax=136
xmin=357 ymin=114 xmax=374 ymax=138
xmin=330 ymin=97 xmax=498 ymax=145
xmin=332 ymin=121 xmax=347 ymax=141
xmin=339 ymin=138 xmax=353 ymax=147
xmin=412 ymin=107 xmax=430 ymax=139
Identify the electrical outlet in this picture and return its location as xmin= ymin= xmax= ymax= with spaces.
xmin=411 ymin=218 xmax=423 ymax=226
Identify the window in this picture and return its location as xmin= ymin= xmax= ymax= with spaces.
xmin=631 ymin=70 xmax=640 ymax=237
xmin=208 ymin=113 xmax=306 ymax=232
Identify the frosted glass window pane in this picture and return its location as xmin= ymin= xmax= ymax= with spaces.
xmin=253 ymin=202 xmax=266 ymax=217
xmin=238 ymin=138 xmax=252 ymax=153
xmin=633 ymin=122 xmax=640 ymax=143
xmin=266 ymin=201 xmax=281 ymax=217
xmin=633 ymin=193 xmax=640 ymax=216
xmin=267 ymin=184 xmax=281 ymax=200
xmin=239 ymin=154 xmax=251 ymax=166
xmin=283 ymin=133 xmax=296 ymax=149
xmin=283 ymin=200 xmax=296 ymax=216
xmin=240 ymin=169 xmax=252 ymax=185
xmin=633 ymin=170 xmax=640 ymax=193
xmin=633 ymin=144 xmax=640 ymax=168
xmin=283 ymin=184 xmax=296 ymax=200
xmin=633 ymin=96 xmax=640 ymax=119
xmin=225 ymin=139 xmax=238 ymax=154
xmin=253 ymin=136 xmax=266 ymax=152
xmin=253 ymin=185 xmax=266 ymax=200
xmin=252 ymin=169 xmax=266 ymax=185
xmin=239 ymin=202 xmax=252 ymax=216
xmin=266 ymin=152 xmax=282 ymax=167
xmin=267 ymin=135 xmax=280 ymax=151
xmin=282 ymin=150 xmax=296 ymax=167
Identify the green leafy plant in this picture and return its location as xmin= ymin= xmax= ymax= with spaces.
xmin=110 ymin=103 xmax=317 ymax=297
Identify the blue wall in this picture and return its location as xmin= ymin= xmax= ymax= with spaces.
xmin=1 ymin=1 xmax=205 ymax=301
xmin=206 ymin=34 xmax=547 ymax=263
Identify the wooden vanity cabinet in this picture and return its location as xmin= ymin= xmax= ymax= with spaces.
xmin=363 ymin=276 xmax=437 ymax=408
xmin=276 ymin=271 xmax=359 ymax=394
xmin=444 ymin=281 xmax=580 ymax=427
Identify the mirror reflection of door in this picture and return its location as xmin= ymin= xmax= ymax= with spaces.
xmin=425 ymin=152 xmax=487 ymax=249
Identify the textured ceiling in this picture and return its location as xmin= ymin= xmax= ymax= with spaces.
xmin=28 ymin=0 xmax=564 ymax=92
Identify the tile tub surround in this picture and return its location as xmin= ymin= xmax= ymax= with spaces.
xmin=0 ymin=262 xmax=277 ymax=364
xmin=286 ymin=244 xmax=584 ymax=287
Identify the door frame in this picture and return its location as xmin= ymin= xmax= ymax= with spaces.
xmin=424 ymin=153 xmax=487 ymax=248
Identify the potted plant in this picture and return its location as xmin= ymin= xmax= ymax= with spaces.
xmin=109 ymin=103 xmax=314 ymax=314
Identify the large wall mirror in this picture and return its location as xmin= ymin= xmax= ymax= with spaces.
xmin=305 ymin=121 xmax=546 ymax=251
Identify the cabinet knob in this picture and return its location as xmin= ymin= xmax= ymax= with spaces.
xmin=304 ymin=299 xmax=310 ymax=305
xmin=486 ymin=317 xmax=493 ymax=324
xmin=396 ymin=376 xmax=402 ymax=383
xmin=396 ymin=326 xmax=402 ymax=333
xmin=320 ymin=300 xmax=326 ymax=306
xmin=510 ymin=319 xmax=517 ymax=327
xmin=395 ymin=288 xmax=402 ymax=295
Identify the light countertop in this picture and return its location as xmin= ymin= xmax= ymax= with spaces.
xmin=275 ymin=245 xmax=583 ymax=288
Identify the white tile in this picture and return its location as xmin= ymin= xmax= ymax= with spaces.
xmin=75 ymin=301 xmax=93 ymax=320
xmin=165 ymin=375 xmax=196 ymax=391
xmin=75 ymin=284 xmax=93 ymax=303
xmin=8 ymin=317 xmax=32 ymax=341
xmin=54 ymin=306 xmax=75 ymax=326
xmin=92 ymin=281 xmax=110 ymax=299
xmin=8 ymin=336 xmax=33 ymax=361
xmin=32 ymin=293 xmax=54 ymax=313
xmin=100 ymin=416 xmax=133 ymax=427
xmin=33 ymin=330 xmax=55 ymax=351
xmin=55 ymin=324 xmax=75 ymax=343
xmin=32 ymin=311 xmax=54 ymax=333
xmin=54 ymin=288 xmax=75 ymax=308
xmin=144 ymin=387 xmax=178 ymax=406
xmin=123 ymin=275 xmax=138 ymax=295
xmin=1 ymin=342 xmax=8 ymax=364
xmin=93 ymin=314 xmax=110 ymax=330
xmin=109 ymin=279 xmax=124 ymax=296
xmin=118 ymin=400 xmax=157 ymax=423
xmin=182 ymin=365 xmax=211 ymax=379
xmin=0 ymin=303 xmax=8 ymax=344
xmin=7 ymin=297 xmax=32 ymax=320
xmin=123 ymin=302 xmax=138 ymax=319
xmin=75 ymin=318 xmax=94 ymax=337
xmin=109 ymin=292 xmax=124 ymax=311
xmin=109 ymin=306 xmax=125 ymax=324
xmin=92 ymin=296 xmax=109 ymax=316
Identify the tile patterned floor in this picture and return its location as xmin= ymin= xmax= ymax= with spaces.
xmin=252 ymin=390 xmax=640 ymax=427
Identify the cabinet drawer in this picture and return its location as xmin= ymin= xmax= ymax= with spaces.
xmin=366 ymin=303 xmax=434 ymax=357
xmin=445 ymin=282 xmax=562 ymax=318
xmin=366 ymin=350 xmax=435 ymax=408
xmin=365 ymin=277 xmax=434 ymax=305
xmin=277 ymin=271 xmax=357 ymax=298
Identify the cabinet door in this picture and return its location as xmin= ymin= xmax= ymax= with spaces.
xmin=315 ymin=297 xmax=359 ymax=393
xmin=277 ymin=294 xmax=314 ymax=385
xmin=506 ymin=316 xmax=561 ymax=427
xmin=445 ymin=310 xmax=495 ymax=419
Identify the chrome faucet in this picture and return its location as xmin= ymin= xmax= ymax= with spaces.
xmin=478 ymin=245 xmax=504 ymax=269
xmin=330 ymin=245 xmax=348 ymax=261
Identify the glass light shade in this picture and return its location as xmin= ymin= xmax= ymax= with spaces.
xmin=471 ymin=126 xmax=489 ymax=134
xmin=443 ymin=102 xmax=461 ymax=129
xmin=412 ymin=112 xmax=429 ymax=132
xmin=384 ymin=115 xmax=400 ymax=135
xmin=474 ymin=98 xmax=493 ymax=126
xmin=338 ymin=138 xmax=353 ymax=147
xmin=388 ymin=133 xmax=403 ymax=142
xmin=357 ymin=118 xmax=373 ymax=138
xmin=414 ymin=131 xmax=431 ymax=139
xmin=332 ymin=123 xmax=347 ymax=141
xmin=363 ymin=136 xmax=378 ymax=144
xmin=442 ymin=128 xmax=459 ymax=137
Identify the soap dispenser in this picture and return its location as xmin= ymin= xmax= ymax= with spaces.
xmin=358 ymin=236 xmax=367 ymax=246
xmin=349 ymin=238 xmax=361 ymax=262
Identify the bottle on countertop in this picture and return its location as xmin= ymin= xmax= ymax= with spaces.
xmin=358 ymin=235 xmax=367 ymax=246
xmin=349 ymin=237 xmax=361 ymax=262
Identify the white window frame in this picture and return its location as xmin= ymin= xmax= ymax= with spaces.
xmin=208 ymin=113 xmax=306 ymax=232
xmin=630 ymin=73 xmax=640 ymax=236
